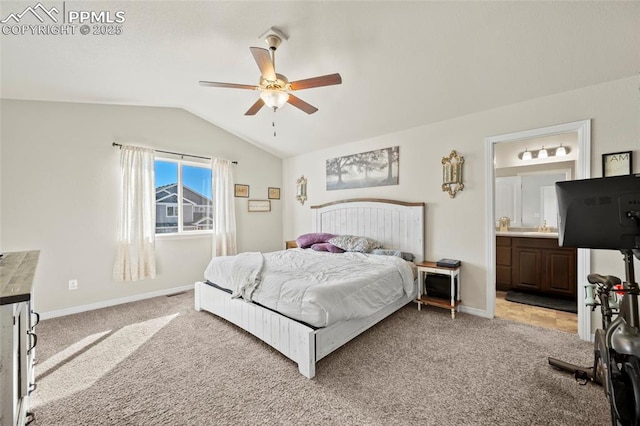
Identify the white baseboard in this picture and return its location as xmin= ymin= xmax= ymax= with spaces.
xmin=40 ymin=284 xmax=195 ymax=320
xmin=459 ymin=305 xmax=492 ymax=318
xmin=42 ymin=287 xmax=492 ymax=321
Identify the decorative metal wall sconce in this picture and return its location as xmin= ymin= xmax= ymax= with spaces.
xmin=296 ymin=175 xmax=307 ymax=205
xmin=441 ymin=150 xmax=464 ymax=198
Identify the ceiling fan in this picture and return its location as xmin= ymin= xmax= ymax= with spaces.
xmin=199 ymin=28 xmax=342 ymax=116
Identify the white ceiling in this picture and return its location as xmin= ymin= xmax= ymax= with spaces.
xmin=1 ymin=1 xmax=638 ymax=158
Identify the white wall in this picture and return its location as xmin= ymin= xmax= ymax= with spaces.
xmin=0 ymin=101 xmax=3 ymax=255
xmin=283 ymin=75 xmax=640 ymax=314
xmin=0 ymin=100 xmax=282 ymax=314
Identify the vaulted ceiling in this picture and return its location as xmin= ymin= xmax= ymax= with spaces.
xmin=1 ymin=1 xmax=638 ymax=158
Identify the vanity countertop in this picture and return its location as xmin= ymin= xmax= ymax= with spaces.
xmin=496 ymin=231 xmax=558 ymax=239
xmin=0 ymin=250 xmax=39 ymax=305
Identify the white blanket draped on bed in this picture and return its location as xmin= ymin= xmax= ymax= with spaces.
xmin=204 ymin=249 xmax=416 ymax=327
xmin=231 ymin=252 xmax=264 ymax=301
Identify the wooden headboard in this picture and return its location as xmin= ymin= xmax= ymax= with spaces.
xmin=311 ymin=198 xmax=425 ymax=262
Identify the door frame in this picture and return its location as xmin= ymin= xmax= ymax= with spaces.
xmin=484 ymin=119 xmax=592 ymax=340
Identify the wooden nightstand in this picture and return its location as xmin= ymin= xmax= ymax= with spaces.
xmin=415 ymin=261 xmax=461 ymax=318
xmin=285 ymin=240 xmax=298 ymax=249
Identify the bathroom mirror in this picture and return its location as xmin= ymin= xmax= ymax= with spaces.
xmin=495 ymin=169 xmax=570 ymax=229
xmin=296 ymin=175 xmax=307 ymax=205
xmin=441 ymin=150 xmax=464 ymax=198
xmin=493 ymin=132 xmax=578 ymax=230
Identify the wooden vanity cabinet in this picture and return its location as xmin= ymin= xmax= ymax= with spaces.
xmin=511 ymin=237 xmax=576 ymax=298
xmin=544 ymin=247 xmax=577 ymax=296
xmin=496 ymin=236 xmax=512 ymax=291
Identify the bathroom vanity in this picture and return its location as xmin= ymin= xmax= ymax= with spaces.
xmin=496 ymin=232 xmax=576 ymax=298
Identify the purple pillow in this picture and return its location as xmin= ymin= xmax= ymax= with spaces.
xmin=296 ymin=233 xmax=336 ymax=249
xmin=311 ymin=243 xmax=345 ymax=253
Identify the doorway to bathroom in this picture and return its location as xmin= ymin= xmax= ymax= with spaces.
xmin=485 ymin=120 xmax=591 ymax=340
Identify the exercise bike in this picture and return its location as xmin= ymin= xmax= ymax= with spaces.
xmin=548 ymin=272 xmax=621 ymax=386
xmin=549 ymin=249 xmax=640 ymax=425
xmin=550 ymin=175 xmax=640 ymax=426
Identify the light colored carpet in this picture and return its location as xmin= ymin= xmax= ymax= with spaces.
xmin=31 ymin=290 xmax=609 ymax=425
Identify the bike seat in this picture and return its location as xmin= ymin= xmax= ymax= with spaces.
xmin=588 ymin=273 xmax=622 ymax=288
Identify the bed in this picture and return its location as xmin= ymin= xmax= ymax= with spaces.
xmin=194 ymin=198 xmax=425 ymax=378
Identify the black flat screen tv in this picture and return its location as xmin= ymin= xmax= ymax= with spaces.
xmin=556 ymin=174 xmax=640 ymax=250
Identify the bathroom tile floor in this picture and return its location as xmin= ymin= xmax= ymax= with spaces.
xmin=495 ymin=291 xmax=578 ymax=333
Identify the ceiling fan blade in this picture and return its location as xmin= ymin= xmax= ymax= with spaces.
xmin=249 ymin=47 xmax=276 ymax=81
xmin=289 ymin=73 xmax=342 ymax=91
xmin=287 ymin=94 xmax=318 ymax=114
xmin=199 ymin=81 xmax=258 ymax=90
xmin=245 ymin=98 xmax=265 ymax=116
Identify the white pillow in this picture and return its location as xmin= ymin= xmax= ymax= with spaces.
xmin=328 ymin=235 xmax=383 ymax=253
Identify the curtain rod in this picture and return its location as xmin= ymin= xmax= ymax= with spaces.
xmin=112 ymin=142 xmax=238 ymax=164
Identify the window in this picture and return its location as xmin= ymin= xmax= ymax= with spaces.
xmin=155 ymin=159 xmax=213 ymax=234
xmin=166 ymin=206 xmax=178 ymax=217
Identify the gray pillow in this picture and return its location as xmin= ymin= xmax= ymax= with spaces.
xmin=370 ymin=249 xmax=415 ymax=262
xmin=328 ymin=235 xmax=383 ymax=253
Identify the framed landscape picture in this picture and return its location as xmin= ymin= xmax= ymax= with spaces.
xmin=326 ymin=146 xmax=399 ymax=190
xmin=602 ymin=151 xmax=632 ymax=177
xmin=234 ymin=184 xmax=249 ymax=198
xmin=268 ymin=187 xmax=280 ymax=200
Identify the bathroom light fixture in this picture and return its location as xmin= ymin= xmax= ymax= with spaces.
xmin=517 ymin=145 xmax=571 ymax=160
xmin=538 ymin=146 xmax=548 ymax=159
xmin=556 ymin=144 xmax=567 ymax=156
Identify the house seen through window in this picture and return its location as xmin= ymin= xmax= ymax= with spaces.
xmin=166 ymin=206 xmax=178 ymax=217
xmin=155 ymin=159 xmax=213 ymax=234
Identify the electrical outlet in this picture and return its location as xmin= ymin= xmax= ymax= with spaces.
xmin=68 ymin=279 xmax=78 ymax=290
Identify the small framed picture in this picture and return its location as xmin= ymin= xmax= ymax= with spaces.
xmin=602 ymin=151 xmax=633 ymax=177
xmin=268 ymin=187 xmax=280 ymax=200
xmin=248 ymin=199 xmax=271 ymax=212
xmin=234 ymin=184 xmax=249 ymax=198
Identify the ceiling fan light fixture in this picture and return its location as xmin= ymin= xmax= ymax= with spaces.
xmin=200 ymin=28 xmax=341 ymax=116
xmin=260 ymin=89 xmax=289 ymax=109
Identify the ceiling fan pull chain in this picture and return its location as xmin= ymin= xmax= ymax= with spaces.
xmin=273 ymin=109 xmax=277 ymax=137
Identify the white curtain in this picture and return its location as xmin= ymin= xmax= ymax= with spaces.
xmin=113 ymin=146 xmax=156 ymax=281
xmin=211 ymin=158 xmax=237 ymax=257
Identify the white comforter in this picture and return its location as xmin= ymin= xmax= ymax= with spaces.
xmin=203 ymin=249 xmax=416 ymax=327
